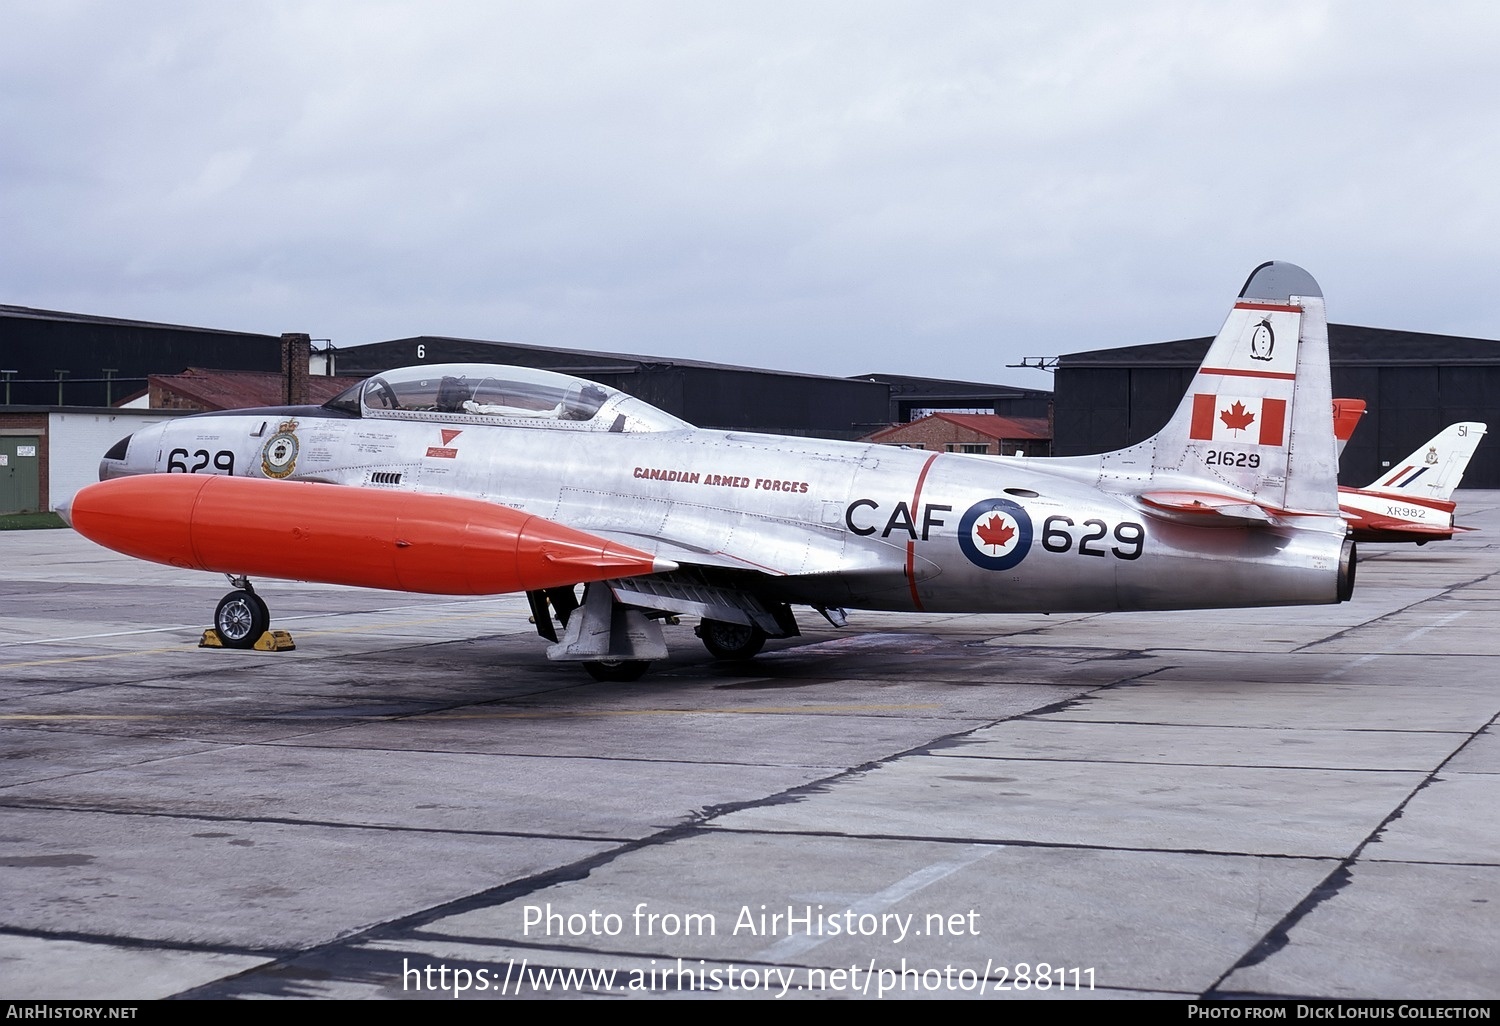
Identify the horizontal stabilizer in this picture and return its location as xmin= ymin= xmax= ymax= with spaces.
xmin=1351 ymin=517 xmax=1455 ymax=536
xmin=1138 ymin=490 xmax=1279 ymax=526
xmin=1332 ymin=398 xmax=1366 ymax=458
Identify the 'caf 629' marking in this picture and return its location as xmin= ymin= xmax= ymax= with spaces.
xmin=845 ymin=499 xmax=1146 ymax=569
xmin=845 ymin=497 xmax=1037 ymax=572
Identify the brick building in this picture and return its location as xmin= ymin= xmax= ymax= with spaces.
xmin=861 ymin=412 xmax=1052 ymax=456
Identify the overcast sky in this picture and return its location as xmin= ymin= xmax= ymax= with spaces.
xmin=4 ymin=1 xmax=1500 ymax=387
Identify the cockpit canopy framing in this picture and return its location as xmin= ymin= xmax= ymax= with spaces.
xmin=323 ymin=363 xmax=691 ymax=433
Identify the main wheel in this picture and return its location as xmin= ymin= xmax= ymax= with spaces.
xmin=696 ymin=620 xmax=766 ymax=661
xmin=215 ymin=590 xmax=269 ymax=649
xmin=583 ymin=660 xmax=650 ymax=682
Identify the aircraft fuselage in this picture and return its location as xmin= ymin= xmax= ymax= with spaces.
xmin=104 ymin=406 xmax=1347 ymax=614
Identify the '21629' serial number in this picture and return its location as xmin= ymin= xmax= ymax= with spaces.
xmin=1205 ymin=450 xmax=1260 ymax=468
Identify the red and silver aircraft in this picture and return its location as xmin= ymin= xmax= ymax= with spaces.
xmin=63 ymin=261 xmax=1356 ymax=678
xmin=1331 ymin=398 xmax=1487 ymax=543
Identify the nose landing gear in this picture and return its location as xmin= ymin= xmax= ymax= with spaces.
xmin=214 ymin=588 xmax=269 ymax=648
xmin=695 ymin=619 xmax=767 ymax=661
xmin=206 ymin=576 xmax=291 ymax=650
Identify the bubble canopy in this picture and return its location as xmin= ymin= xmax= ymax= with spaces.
xmin=323 ymin=364 xmax=691 ymax=433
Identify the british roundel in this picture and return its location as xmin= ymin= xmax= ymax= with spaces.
xmin=957 ymin=498 xmax=1033 ymax=572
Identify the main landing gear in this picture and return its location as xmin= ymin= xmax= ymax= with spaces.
xmin=527 ymin=583 xmax=805 ymax=679
xmin=695 ymin=619 xmax=767 ymax=661
xmin=534 ymin=582 xmax=668 ymax=680
xmin=214 ymin=576 xmax=270 ymax=649
xmin=582 ymin=659 xmax=652 ymax=682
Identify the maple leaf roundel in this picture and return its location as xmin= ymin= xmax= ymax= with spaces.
xmin=1219 ymin=400 xmax=1255 ymax=433
xmin=957 ymin=498 xmax=1033 ymax=572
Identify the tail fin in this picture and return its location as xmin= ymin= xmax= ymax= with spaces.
xmin=1100 ymin=261 xmax=1340 ymax=523
xmin=1332 ymin=398 xmax=1366 ymax=459
xmin=1365 ymin=422 xmax=1487 ymax=501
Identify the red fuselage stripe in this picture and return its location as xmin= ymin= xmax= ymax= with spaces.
xmin=1200 ymin=366 xmax=1298 ymax=381
xmin=906 ymin=453 xmax=941 ymax=610
xmin=1234 ymin=302 xmax=1303 ymax=313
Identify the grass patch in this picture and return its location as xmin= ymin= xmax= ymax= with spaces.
xmin=0 ymin=511 xmax=67 ymax=530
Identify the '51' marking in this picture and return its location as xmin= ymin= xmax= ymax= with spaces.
xmin=1041 ymin=516 xmax=1144 ymax=560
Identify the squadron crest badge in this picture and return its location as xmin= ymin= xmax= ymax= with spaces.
xmin=261 ymin=420 xmax=300 ymax=479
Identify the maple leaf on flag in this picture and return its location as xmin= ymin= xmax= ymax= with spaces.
xmin=976 ymin=514 xmax=1015 ymax=551
xmin=1219 ymin=401 xmax=1255 ymax=433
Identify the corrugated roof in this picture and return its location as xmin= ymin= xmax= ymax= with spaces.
xmin=150 ymin=368 xmax=363 ymax=411
xmin=866 ymin=412 xmax=1051 ymax=442
xmin=848 ymin=372 xmax=1051 ymax=396
xmin=1060 ymin=324 xmax=1500 ymax=367
xmin=1 ymin=303 xmax=278 ymax=339
xmin=343 ymin=336 xmax=874 ymax=384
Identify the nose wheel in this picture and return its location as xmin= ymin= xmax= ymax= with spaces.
xmin=214 ymin=583 xmax=270 ymax=649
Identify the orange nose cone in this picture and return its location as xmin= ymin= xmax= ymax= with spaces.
xmin=68 ymin=475 xmax=667 ymax=594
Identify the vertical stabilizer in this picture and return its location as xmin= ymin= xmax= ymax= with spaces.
xmin=1097 ymin=261 xmax=1339 ymax=520
xmin=1365 ymin=422 xmax=1488 ymax=501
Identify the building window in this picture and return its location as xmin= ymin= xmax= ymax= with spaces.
xmin=946 ymin=443 xmax=989 ymax=454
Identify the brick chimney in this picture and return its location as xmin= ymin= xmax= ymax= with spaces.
xmin=280 ymin=333 xmax=311 ymax=406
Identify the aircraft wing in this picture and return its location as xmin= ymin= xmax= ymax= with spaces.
xmin=584 ymin=522 xmax=925 ymax=582
xmin=1342 ymin=511 xmax=1461 ymax=537
xmin=583 ymin=530 xmax=793 ymax=576
xmin=579 ymin=523 xmax=928 ymax=635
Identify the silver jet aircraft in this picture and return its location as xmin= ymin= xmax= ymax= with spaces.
xmin=65 ymin=261 xmax=1355 ymax=679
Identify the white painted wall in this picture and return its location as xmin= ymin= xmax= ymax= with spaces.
xmin=47 ymin=410 xmax=183 ymax=510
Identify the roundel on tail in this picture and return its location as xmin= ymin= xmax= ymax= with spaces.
xmin=958 ymin=498 xmax=1032 ymax=571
